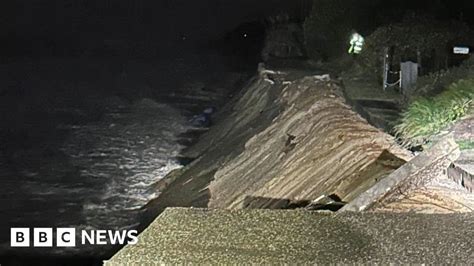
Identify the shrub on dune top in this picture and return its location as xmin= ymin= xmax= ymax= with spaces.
xmin=457 ymin=140 xmax=474 ymax=151
xmin=394 ymin=79 xmax=474 ymax=147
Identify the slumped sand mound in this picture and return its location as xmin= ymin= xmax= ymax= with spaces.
xmin=208 ymin=74 xmax=412 ymax=209
xmin=144 ymin=70 xmax=412 ymax=220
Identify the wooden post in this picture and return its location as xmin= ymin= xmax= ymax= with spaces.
xmin=383 ymin=47 xmax=389 ymax=91
xmin=417 ymin=49 xmax=422 ymax=75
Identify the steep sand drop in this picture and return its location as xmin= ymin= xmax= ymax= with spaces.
xmin=207 ymin=74 xmax=412 ymax=209
xmin=145 ymin=68 xmax=412 ymax=215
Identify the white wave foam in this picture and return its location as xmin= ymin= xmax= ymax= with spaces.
xmin=56 ymin=99 xmax=192 ymax=228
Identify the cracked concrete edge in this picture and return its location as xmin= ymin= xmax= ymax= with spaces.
xmin=340 ymin=135 xmax=460 ymax=212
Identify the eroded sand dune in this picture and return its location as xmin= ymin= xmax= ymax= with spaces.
xmin=208 ymin=74 xmax=412 ymax=209
xmin=146 ymin=70 xmax=412 ymax=215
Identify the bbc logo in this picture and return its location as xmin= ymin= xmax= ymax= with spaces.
xmin=11 ymin=228 xmax=76 ymax=247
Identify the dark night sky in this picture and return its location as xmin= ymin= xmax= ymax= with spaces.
xmin=1 ymin=0 xmax=474 ymax=58
xmin=0 ymin=0 xmax=304 ymax=55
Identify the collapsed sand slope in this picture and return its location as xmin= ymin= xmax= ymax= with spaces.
xmin=143 ymin=75 xmax=282 ymax=217
xmin=209 ymin=75 xmax=412 ymax=209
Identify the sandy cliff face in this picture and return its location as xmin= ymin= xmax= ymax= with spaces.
xmin=207 ymin=74 xmax=412 ymax=209
xmin=146 ymin=69 xmax=412 ymax=217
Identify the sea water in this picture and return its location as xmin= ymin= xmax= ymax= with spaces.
xmin=0 ymin=95 xmax=191 ymax=257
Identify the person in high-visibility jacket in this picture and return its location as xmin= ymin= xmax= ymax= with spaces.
xmin=348 ymin=32 xmax=364 ymax=54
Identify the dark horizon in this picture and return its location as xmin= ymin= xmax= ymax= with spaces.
xmin=0 ymin=0 xmax=308 ymax=59
xmin=1 ymin=0 xmax=474 ymax=59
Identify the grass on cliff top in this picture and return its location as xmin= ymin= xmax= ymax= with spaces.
xmin=394 ymin=79 xmax=474 ymax=147
xmin=457 ymin=140 xmax=474 ymax=151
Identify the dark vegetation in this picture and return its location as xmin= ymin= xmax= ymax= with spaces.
xmin=360 ymin=17 xmax=474 ymax=81
xmin=304 ymin=0 xmax=474 ymax=62
xmin=302 ymin=0 xmax=474 ymax=148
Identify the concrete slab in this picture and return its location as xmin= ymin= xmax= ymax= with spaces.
xmin=107 ymin=208 xmax=474 ymax=264
xmin=455 ymin=150 xmax=474 ymax=174
xmin=341 ymin=136 xmax=460 ymax=212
